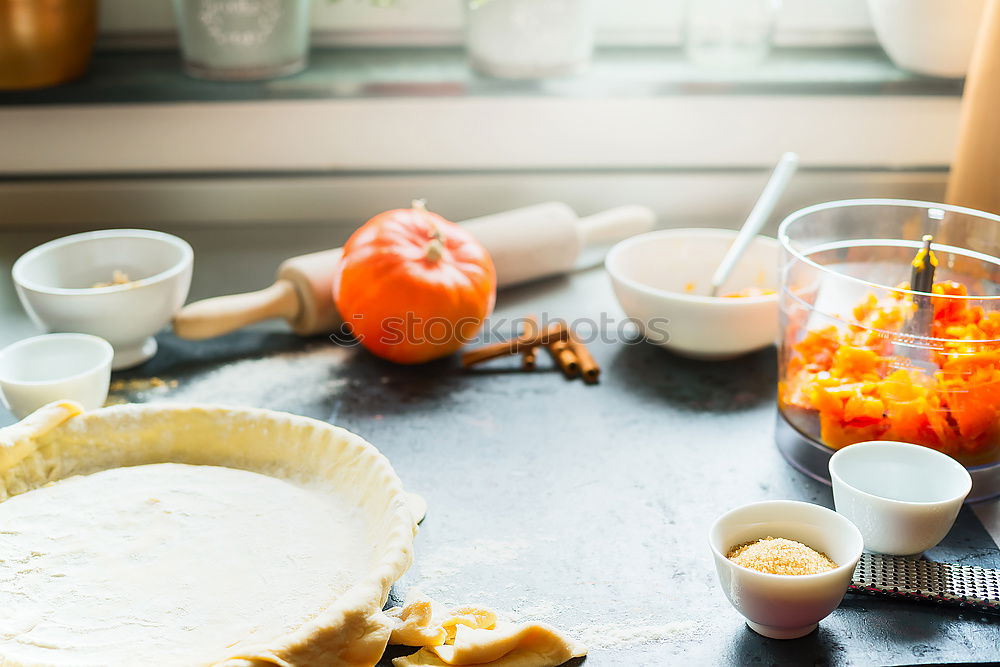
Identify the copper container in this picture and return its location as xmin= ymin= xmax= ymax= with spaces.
xmin=0 ymin=0 xmax=98 ymax=90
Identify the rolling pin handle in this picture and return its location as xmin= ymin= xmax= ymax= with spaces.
xmin=574 ymin=205 xmax=657 ymax=269
xmin=172 ymin=279 xmax=301 ymax=340
xmin=576 ymin=205 xmax=656 ymax=245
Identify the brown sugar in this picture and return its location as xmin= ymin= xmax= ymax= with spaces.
xmin=726 ymin=536 xmax=837 ymax=575
xmin=91 ymin=270 xmax=132 ymax=288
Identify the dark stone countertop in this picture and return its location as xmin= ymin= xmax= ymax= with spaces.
xmin=104 ymin=278 xmax=1000 ymax=666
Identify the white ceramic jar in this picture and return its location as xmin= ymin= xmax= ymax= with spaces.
xmin=867 ymin=0 xmax=986 ymax=78
xmin=463 ymin=0 xmax=598 ymax=79
xmin=172 ymin=0 xmax=312 ymax=80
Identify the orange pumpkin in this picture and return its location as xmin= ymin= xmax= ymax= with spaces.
xmin=333 ymin=203 xmax=496 ymax=364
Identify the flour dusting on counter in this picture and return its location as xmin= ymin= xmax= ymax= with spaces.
xmin=415 ymin=538 xmax=528 ymax=586
xmin=402 ymin=538 xmax=534 ymax=612
xmin=107 ymin=346 xmax=352 ymax=412
xmin=575 ymin=620 xmax=702 ymax=648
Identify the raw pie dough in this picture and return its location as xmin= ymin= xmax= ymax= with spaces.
xmin=0 ymin=402 xmax=417 ymax=667
xmin=386 ymin=592 xmax=586 ymax=667
xmin=0 ymin=463 xmax=370 ymax=665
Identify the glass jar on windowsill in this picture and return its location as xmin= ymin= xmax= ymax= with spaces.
xmin=463 ymin=0 xmax=598 ymax=79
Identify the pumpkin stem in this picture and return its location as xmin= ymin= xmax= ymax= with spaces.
xmin=413 ymin=199 xmax=444 ymax=262
xmin=425 ymin=228 xmax=445 ymax=263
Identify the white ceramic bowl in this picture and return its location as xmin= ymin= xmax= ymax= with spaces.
xmin=0 ymin=334 xmax=113 ymax=419
xmin=830 ymin=441 xmax=972 ymax=556
xmin=867 ymin=0 xmax=986 ymax=78
xmin=605 ymin=228 xmax=779 ymax=359
xmin=709 ymin=500 xmax=863 ymax=640
xmin=12 ymin=229 xmax=193 ymax=370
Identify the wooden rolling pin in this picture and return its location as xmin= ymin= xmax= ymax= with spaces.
xmin=172 ymin=203 xmax=655 ymax=340
xmin=946 ymin=0 xmax=1000 ymax=213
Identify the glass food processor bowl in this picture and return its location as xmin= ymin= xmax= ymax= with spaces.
xmin=776 ymin=199 xmax=1000 ymax=501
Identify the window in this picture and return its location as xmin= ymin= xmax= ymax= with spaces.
xmin=4 ymin=0 xmax=951 ymax=227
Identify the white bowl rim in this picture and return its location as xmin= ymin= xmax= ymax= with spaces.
xmin=0 ymin=333 xmax=114 ymax=386
xmin=709 ymin=499 xmax=864 ymax=581
xmin=829 ymin=440 xmax=973 ymax=507
xmin=605 ymin=227 xmax=780 ymax=305
xmin=777 ymin=198 xmax=1000 ymax=303
xmin=12 ymin=229 xmax=194 ymax=296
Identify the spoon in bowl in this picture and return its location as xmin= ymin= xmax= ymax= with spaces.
xmin=709 ymin=151 xmax=799 ymax=296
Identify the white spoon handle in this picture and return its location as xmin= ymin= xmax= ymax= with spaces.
xmin=710 ymin=151 xmax=799 ymax=296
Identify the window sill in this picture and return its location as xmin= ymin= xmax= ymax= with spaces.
xmin=0 ymin=46 xmax=961 ymax=106
xmin=0 ymin=46 xmax=962 ymax=176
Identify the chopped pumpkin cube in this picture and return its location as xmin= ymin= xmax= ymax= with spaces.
xmin=779 ymin=280 xmax=1000 ymax=466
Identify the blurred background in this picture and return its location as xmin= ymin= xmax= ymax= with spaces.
xmin=0 ymin=0 xmax=975 ymax=235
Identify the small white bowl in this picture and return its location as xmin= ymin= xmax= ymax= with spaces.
xmin=0 ymin=333 xmax=113 ymax=419
xmin=709 ymin=500 xmax=863 ymax=640
xmin=830 ymin=441 xmax=972 ymax=556
xmin=605 ymin=228 xmax=779 ymax=360
xmin=12 ymin=229 xmax=193 ymax=370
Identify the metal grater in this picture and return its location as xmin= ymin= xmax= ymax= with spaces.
xmin=849 ymin=552 xmax=1000 ymax=614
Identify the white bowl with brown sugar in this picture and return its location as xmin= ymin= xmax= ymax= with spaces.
xmin=709 ymin=500 xmax=863 ymax=640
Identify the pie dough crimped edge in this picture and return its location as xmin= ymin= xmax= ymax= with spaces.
xmin=0 ymin=401 xmax=417 ymax=667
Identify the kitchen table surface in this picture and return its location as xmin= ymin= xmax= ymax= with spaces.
xmin=2 ymin=225 xmax=999 ymax=666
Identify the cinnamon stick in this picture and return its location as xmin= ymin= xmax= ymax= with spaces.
xmin=461 ymin=337 xmax=538 ymax=367
xmin=522 ymin=348 xmax=537 ymax=369
xmin=462 ymin=321 xmax=567 ymax=367
xmin=536 ymin=321 xmax=568 ymax=345
xmin=521 ymin=315 xmax=539 ymax=370
xmin=547 ymin=338 xmax=579 ymax=379
xmin=568 ymin=332 xmax=600 ymax=384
